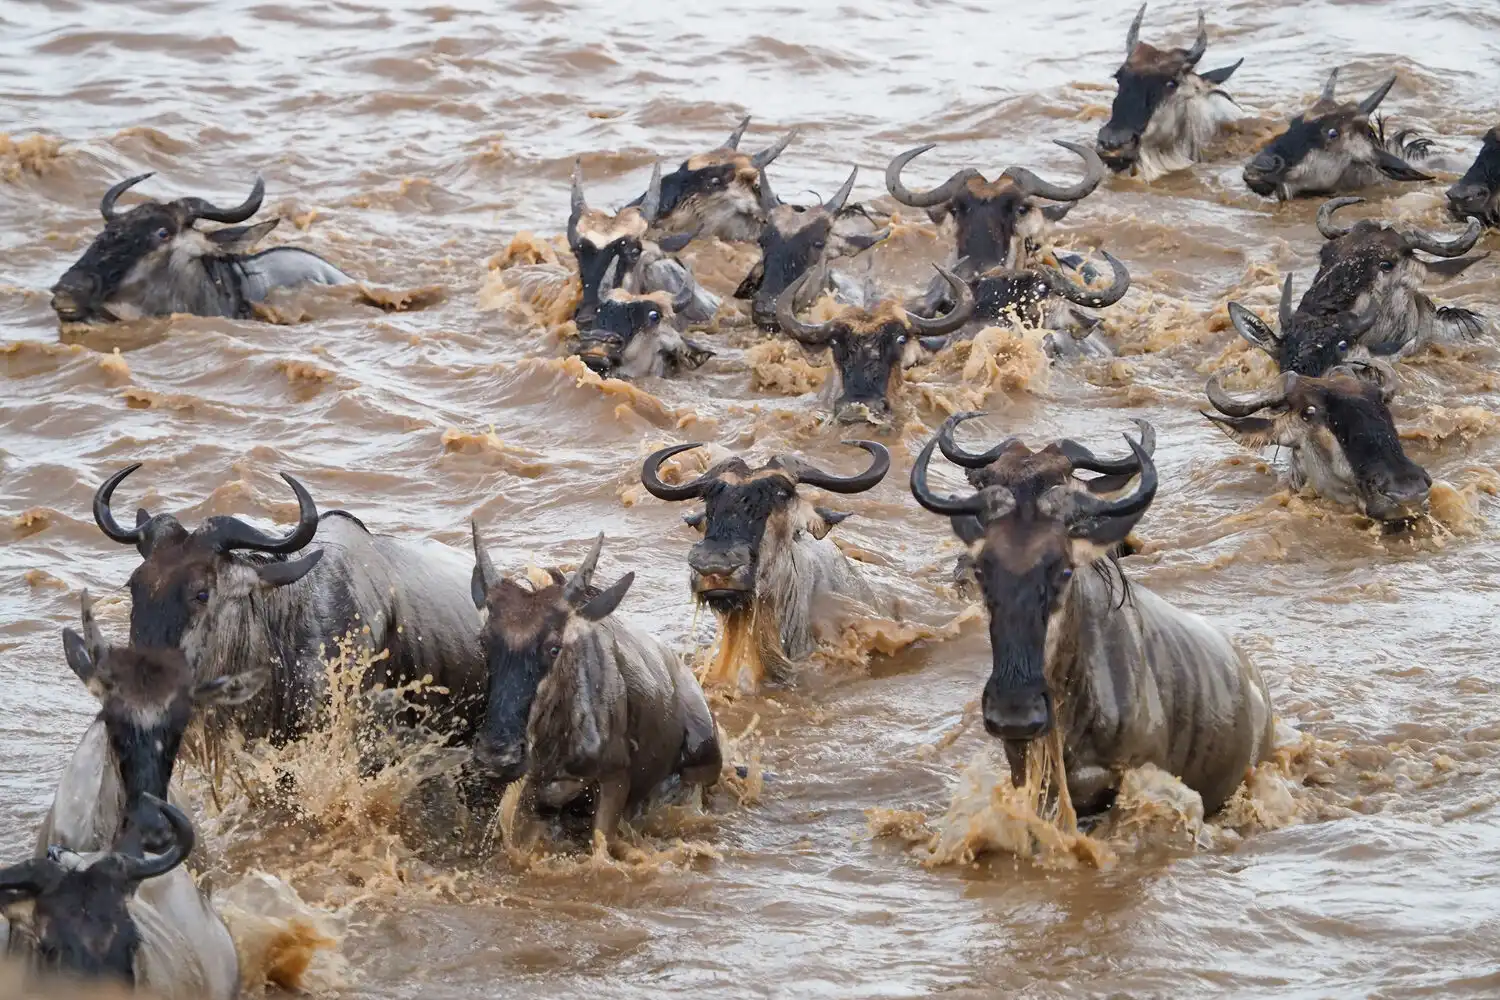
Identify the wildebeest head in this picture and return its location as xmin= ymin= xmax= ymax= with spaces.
xmin=971 ymin=251 xmax=1132 ymax=333
xmin=0 ymin=795 xmax=192 ymax=985
xmin=1243 ymin=68 xmax=1432 ymax=200
xmin=574 ymin=283 xmax=713 ymax=378
xmin=634 ymin=116 xmax=797 ymax=242
xmin=51 ymin=174 xmax=274 ymax=324
xmin=468 ymin=528 xmax=635 ymax=784
xmin=885 ymin=140 xmax=1104 ymax=272
xmin=1203 ymin=362 xmax=1431 ymax=521
xmin=1228 ymin=273 xmax=1377 ymax=376
xmin=909 ymin=413 xmax=1157 ymax=741
xmin=640 ymin=439 xmax=889 ymax=614
xmin=1446 ymin=126 xmax=1500 ymax=226
xmin=59 ymin=592 xmax=263 ymax=853
xmin=775 ymin=265 xmax=974 ymax=425
xmin=91 ymin=465 xmax=325 ymax=660
xmin=734 ymin=166 xmax=888 ymax=330
xmin=1096 ymin=5 xmax=1243 ymax=176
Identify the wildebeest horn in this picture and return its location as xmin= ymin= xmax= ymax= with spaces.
xmin=1183 ymin=10 xmax=1207 ymax=66
xmin=1057 ymin=418 xmax=1157 ymax=475
xmin=1003 ymin=140 xmax=1105 ymax=203
xmin=1205 ymin=370 xmax=1294 ymax=417
xmin=1042 ymin=251 xmax=1131 ymax=307
xmin=563 ymin=533 xmax=604 ymax=604
xmin=725 ymin=115 xmax=751 ymax=150
xmin=910 ymin=434 xmax=993 ymax=517
xmin=178 ymin=177 xmax=265 ymax=224
xmin=825 ymin=166 xmax=857 ymax=214
xmin=758 ymin=167 xmax=779 ymax=215
xmin=751 ymin=129 xmax=798 ymax=170
xmin=905 ymin=266 xmax=975 ymax=336
xmin=641 ymin=443 xmax=715 ymax=501
xmin=567 ymin=159 xmax=587 ymax=249
xmin=1316 ymin=196 xmax=1363 ymax=239
xmin=0 ymin=858 xmax=56 ymax=900
xmin=1124 ymin=3 xmax=1146 ymax=57
xmin=1319 ymin=67 xmax=1340 ymax=104
xmin=78 ymin=588 xmax=109 ymax=664
xmin=470 ymin=520 xmax=498 ymax=601
xmin=785 ymin=440 xmax=890 ymax=494
xmin=936 ymin=411 xmax=1018 ymax=469
xmin=1357 ymin=73 xmax=1397 ymax=116
xmin=205 ymin=473 xmax=319 ymax=554
xmin=117 ymin=795 xmax=193 ymax=884
xmin=885 ymin=145 xmax=980 ymax=209
xmin=1403 ymin=216 xmax=1482 ymax=257
xmin=775 ymin=268 xmax=841 ymax=345
xmin=1278 ymin=272 xmax=1295 ymax=330
xmin=99 ymin=173 xmax=155 ymax=221
xmin=94 ymin=463 xmax=149 ymax=547
xmin=641 ymin=162 xmax=664 ymax=224
xmin=1049 ymin=431 xmax=1157 ymax=537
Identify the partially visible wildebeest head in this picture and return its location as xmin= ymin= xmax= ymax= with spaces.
xmin=1203 ymin=362 xmax=1432 ymax=522
xmin=59 ymin=592 xmax=264 ymax=854
xmin=630 ymin=116 xmax=797 ymax=242
xmin=640 ymin=439 xmax=888 ymax=614
xmin=1446 ymin=126 xmax=1500 ymax=227
xmin=1096 ymin=5 xmax=1243 ymax=179
xmin=91 ymin=465 xmax=325 ymax=661
xmin=969 ymin=251 xmax=1132 ymax=336
xmin=0 ymin=795 xmax=192 ymax=985
xmin=467 ymin=528 xmax=635 ymax=785
xmin=574 ymin=280 xmax=714 ymax=379
xmin=1228 ymin=273 xmax=1377 ymax=376
xmin=1243 ymin=68 xmax=1432 ymax=201
xmin=775 ymin=266 xmax=975 ymax=425
xmin=885 ymin=140 xmax=1105 ymax=273
xmin=734 ymin=166 xmax=888 ymax=330
xmin=909 ymin=413 xmax=1157 ymax=740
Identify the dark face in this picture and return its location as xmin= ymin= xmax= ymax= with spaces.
xmin=686 ymin=469 xmax=796 ymax=613
xmin=25 ymin=859 xmax=142 ymax=984
xmin=826 ymin=323 xmax=917 ymax=425
xmin=1314 ymin=377 xmax=1431 ymax=520
xmin=576 ymin=296 xmax=665 ymax=373
xmin=745 ymin=211 xmax=834 ymax=329
xmin=653 ymin=154 xmax=764 ymax=241
xmin=51 ymin=204 xmax=186 ymax=323
xmin=125 ymin=528 xmax=216 ymax=649
xmin=949 ymin=184 xmax=1038 ymax=272
xmin=1098 ymin=64 xmax=1181 ymax=168
xmin=473 ymin=579 xmax=568 ymax=783
xmin=1278 ymin=310 xmax=1367 ymax=376
xmin=1447 ymin=128 xmax=1500 ymax=225
xmin=573 ymin=236 xmax=644 ymax=330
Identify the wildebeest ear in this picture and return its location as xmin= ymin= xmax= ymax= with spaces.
xmin=1422 ymin=252 xmax=1488 ymax=278
xmin=1199 ymin=59 xmax=1243 ymax=85
xmin=681 ymin=339 xmax=715 ymax=370
xmin=682 ymin=511 xmax=706 ymax=532
xmin=255 ymin=548 xmax=323 ymax=588
xmin=1201 ymin=411 xmax=1284 ymax=450
xmin=194 ymin=669 xmax=267 ymax=708
xmin=470 ymin=569 xmax=487 ymax=609
xmin=62 ymin=628 xmax=98 ymax=687
xmin=657 ymin=231 xmax=695 ymax=254
xmin=810 ymin=506 xmax=852 ymax=539
xmin=950 ymin=515 xmax=985 ymax=545
xmin=1041 ymin=204 xmax=1073 ymax=223
xmin=1374 ymin=149 xmax=1434 ymax=183
xmin=918 ymin=335 xmax=950 ymax=353
xmin=1227 ymin=301 xmax=1280 ymax=354
xmin=206 ymin=218 xmax=280 ymax=253
xmin=578 ymin=572 xmax=634 ymax=621
xmin=733 ymin=260 xmax=765 ymax=299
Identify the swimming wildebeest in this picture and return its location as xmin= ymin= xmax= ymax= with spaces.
xmin=627 ymin=115 xmax=797 ymax=242
xmin=1095 ymin=5 xmax=1244 ymax=179
xmin=2 ymin=796 xmax=237 ymax=1000
xmin=640 ymin=439 xmax=890 ymax=688
xmin=568 ymin=160 xmax=717 ymax=329
xmin=91 ymin=465 xmax=484 ymax=743
xmin=965 ymin=252 xmax=1133 ymax=356
xmin=774 ymin=265 xmax=975 ymax=426
xmin=1446 ymin=126 xmax=1500 ymax=226
xmin=1203 ymin=361 xmax=1432 ymax=522
xmin=467 ymin=528 xmax=721 ymax=847
xmin=1242 ymin=68 xmax=1433 ymax=201
xmin=573 ymin=280 xmax=714 ymax=378
xmin=50 ymin=174 xmax=352 ymax=324
xmin=909 ymin=414 xmax=1274 ymax=815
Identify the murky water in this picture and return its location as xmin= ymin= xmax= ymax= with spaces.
xmin=5 ymin=0 xmax=1500 ymax=996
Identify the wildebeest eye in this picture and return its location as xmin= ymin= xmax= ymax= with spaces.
xmin=1058 ymin=567 xmax=1074 ymax=582
xmin=1325 ymin=127 xmax=1339 ymax=141
xmin=708 ymin=175 xmax=724 ymax=189
xmin=895 ymin=333 xmax=908 ymax=346
xmin=1165 ymin=79 xmax=1178 ymax=91
xmin=1303 ymin=405 xmax=1318 ymax=418
xmin=646 ymin=308 xmax=661 ymax=324
xmin=1336 ymin=340 xmax=1349 ymax=353
xmin=546 ymin=643 xmax=561 ymax=659
xmin=195 ymin=590 xmax=210 ymax=603
xmin=1378 ymin=259 xmax=1395 ymax=272
xmin=154 ymin=227 xmax=171 ymax=241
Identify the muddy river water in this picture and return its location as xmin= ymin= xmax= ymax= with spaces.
xmin=4 ymin=0 xmax=1500 ymax=997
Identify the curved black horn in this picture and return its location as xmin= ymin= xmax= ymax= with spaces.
xmin=1057 ymin=418 xmax=1157 ymax=474
xmin=785 ymin=440 xmax=890 ymax=494
xmin=471 ymin=520 xmax=498 ymax=597
xmin=100 ymin=173 xmax=154 ymax=222
xmin=641 ymin=443 xmax=715 ymax=501
xmin=1205 ymin=370 xmax=1295 ymax=417
xmin=641 ymin=161 xmax=664 ymax=224
xmin=568 ymin=159 xmax=587 ymax=249
xmin=118 ymin=795 xmax=193 ymax=883
xmin=1316 ymin=196 xmax=1362 ymax=239
xmin=937 ymin=411 xmax=1018 ymax=469
xmin=94 ymin=464 xmax=149 ymax=547
xmin=775 ymin=267 xmax=841 ymax=345
xmin=751 ymin=129 xmax=798 ymax=170
xmin=885 ymin=145 xmax=979 ymax=209
xmin=725 ymin=115 xmax=751 ymax=151
xmin=1125 ymin=3 xmax=1146 ymax=57
xmin=825 ymin=166 xmax=857 ymax=214
xmin=0 ymin=859 xmax=56 ymax=901
xmin=204 ymin=473 xmax=319 ymax=554
xmin=758 ymin=167 xmax=779 ymax=215
xmin=910 ymin=434 xmax=986 ymax=516
xmin=1357 ymin=73 xmax=1397 ymax=116
xmin=905 ymin=266 xmax=975 ymax=336
xmin=177 ymin=177 xmax=265 ymax=224
xmin=1278 ymin=272 xmax=1295 ymax=331
xmin=1003 ymin=140 xmax=1105 ymax=203
xmin=1042 ymin=251 xmax=1130 ymax=307
xmin=1057 ymin=431 xmax=1158 ymax=534
xmin=1183 ymin=10 xmax=1207 ymax=66
xmin=563 ymin=533 xmax=604 ymax=604
xmin=1403 ymin=216 xmax=1482 ymax=257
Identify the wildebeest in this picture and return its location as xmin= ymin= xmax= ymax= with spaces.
xmin=909 ymin=414 xmax=1274 ymax=814
xmin=1242 ymin=68 xmax=1433 ymax=201
xmin=91 ymin=465 xmax=484 ymax=743
xmin=1446 ymin=126 xmax=1500 ymax=226
xmin=1228 ymin=273 xmax=1376 ymax=377
xmin=2 ymin=796 xmax=237 ymax=1000
xmin=627 ymin=115 xmax=797 ymax=242
xmin=733 ymin=166 xmax=888 ymax=331
xmin=1203 ymin=361 xmax=1432 ymax=522
xmin=966 ymin=251 xmax=1132 ymax=356
xmin=568 ymin=160 xmax=717 ymax=329
xmin=50 ymin=174 xmax=352 ymax=324
xmin=774 ymin=265 xmax=975 ymax=425
xmin=1095 ymin=5 xmax=1244 ymax=179
xmin=639 ymin=439 xmax=889 ymax=686
xmin=574 ymin=283 xmax=714 ymax=378
xmin=467 ymin=528 xmax=721 ymax=846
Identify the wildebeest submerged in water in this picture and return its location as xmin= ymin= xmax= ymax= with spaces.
xmin=1446 ymin=126 xmax=1500 ymax=226
xmin=640 ymin=439 xmax=890 ymax=689
xmin=1095 ymin=5 xmax=1244 ymax=180
xmin=1202 ymin=361 xmax=1432 ymax=523
xmin=468 ymin=528 xmax=721 ymax=848
xmin=1242 ymin=68 xmax=1433 ymax=201
xmin=573 ymin=279 xmax=715 ymax=379
xmin=90 ymin=465 xmax=485 ymax=745
xmin=909 ymin=414 xmax=1274 ymax=815
xmin=50 ymin=174 xmax=352 ymax=324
